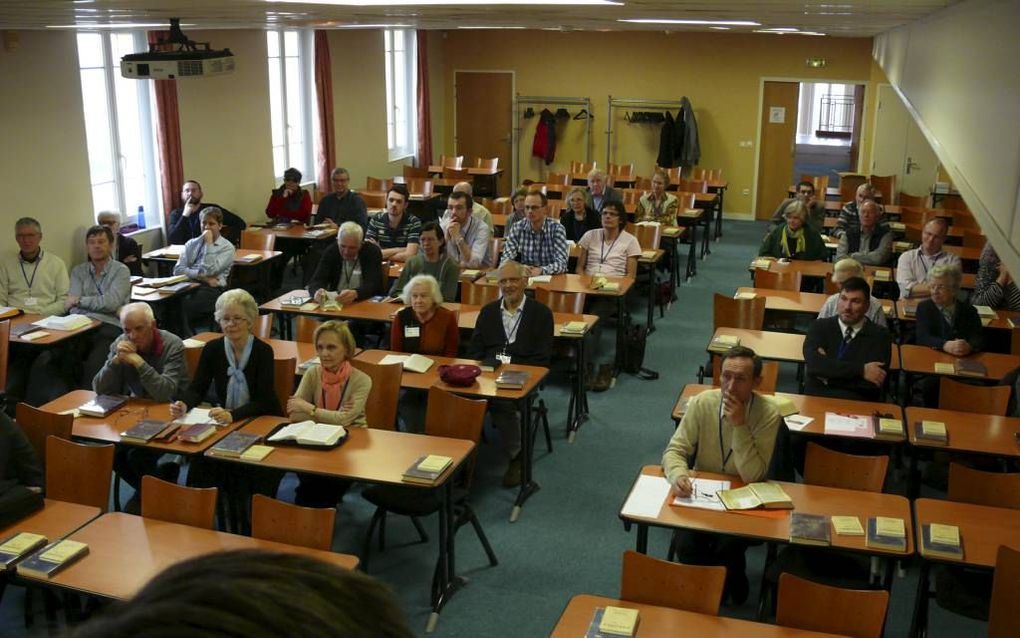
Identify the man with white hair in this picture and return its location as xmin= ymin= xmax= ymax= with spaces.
xmin=307 ymin=221 xmax=384 ymax=305
xmin=818 ymin=258 xmax=888 ymax=327
xmin=97 ymin=211 xmax=142 ymax=276
xmin=584 ymin=169 xmax=621 ymax=214
xmin=452 ymin=181 xmax=494 ymax=232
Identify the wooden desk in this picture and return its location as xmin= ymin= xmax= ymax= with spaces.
xmin=621 ymin=466 xmax=914 ymax=558
xmin=736 ymin=287 xmax=895 ymax=318
xmin=188 ymin=331 xmax=317 ymax=376
xmin=749 ymin=258 xmax=894 ymax=286
xmin=898 ymin=344 xmax=1020 ymax=381
xmin=40 ymin=390 xmax=247 ymax=455
xmin=896 ymin=301 xmax=1012 ymax=332
xmin=551 ymin=594 xmax=843 ymax=638
xmin=130 ymin=281 xmax=199 ymax=304
xmin=708 ymin=328 xmax=807 ymax=364
xmin=142 ymin=247 xmax=284 ymax=289
xmin=905 ymin=407 xmax=1020 ymax=458
xmin=7 ymin=313 xmax=100 ymax=346
xmin=16 ymin=513 xmax=358 ymax=600
xmin=246 ymin=223 xmax=336 ymax=241
xmin=0 ymin=499 xmax=100 ymax=547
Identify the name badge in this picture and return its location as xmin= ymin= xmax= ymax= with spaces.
xmin=404 ymin=326 xmax=420 ymax=338
xmin=496 ymin=353 xmax=512 ymax=365
xmin=24 ymin=297 xmax=38 ymax=308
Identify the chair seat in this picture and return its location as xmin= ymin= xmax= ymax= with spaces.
xmin=766 ymin=546 xmax=873 ymax=590
xmin=362 ymin=484 xmax=442 ymax=516
xmin=933 ymin=565 xmax=992 ymax=621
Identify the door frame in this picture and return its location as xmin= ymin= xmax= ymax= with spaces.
xmin=867 ymin=83 xmax=895 ymax=177
xmin=452 ymin=69 xmax=515 ymax=179
xmin=752 ymin=76 xmax=870 ymax=217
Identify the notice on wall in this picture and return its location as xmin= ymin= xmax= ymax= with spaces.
xmin=769 ymin=106 xmax=786 ymax=124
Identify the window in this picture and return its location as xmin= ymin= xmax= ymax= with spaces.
xmin=798 ymin=82 xmax=856 ymax=140
xmin=76 ymin=32 xmax=162 ymax=228
xmin=384 ymin=29 xmax=417 ymax=161
xmin=266 ymin=30 xmax=317 ymax=180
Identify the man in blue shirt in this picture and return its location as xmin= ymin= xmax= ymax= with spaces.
xmin=500 ymin=190 xmax=568 ymax=276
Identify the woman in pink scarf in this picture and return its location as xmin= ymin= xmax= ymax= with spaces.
xmin=287 ymin=320 xmax=371 ymax=427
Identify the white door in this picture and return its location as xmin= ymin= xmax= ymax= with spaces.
xmin=871 ymin=84 xmax=939 ymax=199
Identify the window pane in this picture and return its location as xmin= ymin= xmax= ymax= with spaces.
xmin=76 ymin=33 xmax=104 ymax=68
xmin=80 ymin=68 xmax=115 ymax=184
xmin=273 ymin=146 xmax=287 ymax=179
xmin=284 ymin=31 xmax=299 ymax=57
xmin=267 ymin=58 xmax=285 ymax=147
xmin=267 ymin=31 xmax=279 ymax=58
xmin=92 ymin=181 xmax=119 ymax=216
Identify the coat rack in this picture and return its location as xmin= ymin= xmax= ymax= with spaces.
xmin=605 ymin=96 xmax=685 ymax=168
xmin=513 ymin=94 xmax=592 ymax=185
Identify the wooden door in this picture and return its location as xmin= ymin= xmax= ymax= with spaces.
xmin=756 ymin=81 xmax=800 ymax=220
xmin=455 ymin=71 xmax=513 ymax=195
xmin=872 ymin=85 xmax=939 ymax=200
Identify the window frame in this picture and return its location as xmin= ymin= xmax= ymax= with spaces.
xmin=266 ymin=29 xmax=317 ymax=181
xmin=384 ymin=29 xmax=417 ymax=162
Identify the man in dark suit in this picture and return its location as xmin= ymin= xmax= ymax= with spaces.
xmin=469 ymin=260 xmax=553 ymax=487
xmin=804 ymin=277 xmax=892 ymax=401
xmin=166 ymin=180 xmax=245 ymax=245
xmin=584 ymin=169 xmax=621 ymax=214
xmin=307 ymin=221 xmax=384 ymax=305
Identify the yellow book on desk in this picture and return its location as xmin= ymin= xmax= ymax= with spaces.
xmin=718 ymin=482 xmax=793 ymax=510
xmin=0 ymin=533 xmax=48 ymax=568
xmin=933 ymin=362 xmax=955 ymax=374
xmin=873 ymin=269 xmax=892 ymax=281
xmin=875 ymin=417 xmax=904 ymax=440
xmin=16 ymin=540 xmax=90 ymax=579
xmin=599 ymin=606 xmax=640 ymax=636
xmin=734 ymin=291 xmax=757 ymax=300
xmin=750 ymin=258 xmax=771 ymax=270
xmin=831 ymin=515 xmax=865 ymax=536
xmin=708 ymin=334 xmax=740 ymax=354
xmin=866 ymin=516 xmax=907 ymax=551
xmin=921 ymin=523 xmax=964 ymax=560
xmin=640 ymin=249 xmax=657 ymax=259
xmin=561 ymin=321 xmax=589 ymax=335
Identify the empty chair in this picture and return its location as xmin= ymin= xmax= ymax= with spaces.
xmin=141 ymin=475 xmax=218 ymax=529
xmin=273 ymin=357 xmax=297 ymax=416
xmin=804 ymin=442 xmax=889 ymax=492
xmin=620 ymin=550 xmax=726 ymax=615
xmin=253 ymin=313 xmax=274 ymax=340
xmin=406 ymin=178 xmax=433 ymax=197
xmin=46 ymin=436 xmax=115 ymax=512
xmin=15 ymin=403 xmax=73 ymax=469
xmin=989 ymin=546 xmax=1020 ymax=638
xmin=947 ymin=462 xmax=1020 ymax=509
xmin=712 ymin=293 xmax=765 ymax=330
xmin=365 ymin=176 xmax=392 ymax=192
xmin=402 ymin=164 xmax=429 ymax=179
xmin=839 ymin=174 xmax=867 ymax=205
xmin=633 ymin=176 xmax=652 ymax=191
xmin=184 ymin=345 xmax=203 ymax=379
xmin=631 ymin=222 xmax=662 ymax=251
xmin=677 ymin=178 xmax=707 ymax=193
xmin=474 ymin=157 xmax=498 ymax=171
xmin=899 ymin=192 xmax=928 ymax=208
xmin=251 ymin=493 xmax=336 ymax=550
xmin=349 ymin=359 xmax=401 ymax=430
xmin=898 ymin=207 xmax=936 ymax=226
xmin=608 ymin=163 xmax=635 ymax=179
xmin=868 ymin=174 xmax=896 ymax=204
xmin=939 ymin=377 xmax=1010 ymax=416
xmin=439 ymin=154 xmax=464 ymax=169
xmin=673 ymin=191 xmax=697 ymax=211
xmin=776 ymin=573 xmax=889 ymax=638
xmin=294 ymin=316 xmax=321 ymax=343
xmin=962 ymin=230 xmax=986 ymax=249
xmin=240 ymin=230 xmax=275 ymax=252
xmin=569 ymin=160 xmax=596 ymax=174
xmin=952 ymin=210 xmax=980 ymax=230
xmin=443 ymin=167 xmax=471 ymax=181
xmin=692 ymin=168 xmax=722 ymax=181
xmin=753 ymin=269 xmax=802 ymax=292
xmin=460 ymin=280 xmax=500 ymax=306
xmin=534 ymin=289 xmax=585 ymax=314
xmin=545 ymin=172 xmax=571 ymax=186
xmin=361 ymin=192 xmax=386 ymax=208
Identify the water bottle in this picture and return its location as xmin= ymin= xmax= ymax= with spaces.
xmin=136 ymin=205 xmax=146 ymax=229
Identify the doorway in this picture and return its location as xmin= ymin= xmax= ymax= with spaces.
xmin=454 ymin=71 xmax=514 ymax=195
xmin=870 ymin=84 xmax=939 ymax=200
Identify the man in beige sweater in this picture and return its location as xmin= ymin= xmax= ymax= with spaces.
xmin=662 ymin=346 xmax=781 ymax=605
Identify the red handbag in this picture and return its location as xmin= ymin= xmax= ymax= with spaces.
xmin=437 ymin=364 xmax=482 ymax=387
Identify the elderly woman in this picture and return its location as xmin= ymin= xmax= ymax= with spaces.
xmin=507 ymin=186 xmax=529 ymax=230
xmin=916 ymin=263 xmax=983 ymax=356
xmin=173 ymin=206 xmax=236 ymax=334
xmin=971 ymin=243 xmax=1020 ymax=311
xmin=817 ymin=258 xmax=887 ymax=327
xmin=388 ymin=222 xmax=459 ymax=302
xmin=560 ymin=187 xmax=600 ymax=243
xmin=97 ymin=210 xmax=142 ymax=275
xmin=635 ymin=170 xmax=679 ymax=227
xmin=758 ymin=201 xmax=827 ymax=261
xmin=266 ymin=167 xmax=312 ymax=224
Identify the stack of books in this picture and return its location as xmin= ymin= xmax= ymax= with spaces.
xmin=708 ymin=334 xmax=740 ymax=354
xmin=32 ymin=315 xmax=92 ymax=332
xmin=866 ymin=516 xmax=907 ymax=551
xmin=789 ymin=513 xmax=831 ymax=546
xmin=16 ymin=540 xmax=90 ymax=579
xmin=402 ymin=455 xmax=453 ymax=485
xmin=874 ymin=417 xmax=905 ymax=440
xmin=495 ymin=369 xmax=530 ymax=390
xmin=0 ymin=533 xmax=48 ymax=568
xmin=915 ymin=420 xmax=948 ymax=445
xmin=920 ymin=523 xmax=964 ymax=559
xmin=560 ymin=321 xmax=589 ymax=336
xmin=585 ymin=606 xmax=639 ymax=637
xmin=78 ymin=395 xmax=127 ymax=418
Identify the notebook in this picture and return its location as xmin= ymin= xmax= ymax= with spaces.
xmin=717 ymin=482 xmax=793 ymax=510
xmin=16 ymin=540 xmax=89 ymax=579
xmin=78 ymin=394 xmax=127 ymax=418
xmin=379 ymin=353 xmax=434 ymax=373
xmin=0 ymin=533 xmax=48 ymax=568
xmin=790 ymin=513 xmax=831 ymax=546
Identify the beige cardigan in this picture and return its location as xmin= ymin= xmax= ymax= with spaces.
xmin=290 ymin=365 xmax=372 ymax=428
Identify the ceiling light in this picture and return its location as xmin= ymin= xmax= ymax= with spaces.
xmin=46 ymin=23 xmax=196 ymax=29
xmin=709 ymin=27 xmax=730 ymax=30
xmin=619 ymin=19 xmax=760 ymax=26
xmin=272 ymin=0 xmax=621 ymax=5
xmin=761 ymin=27 xmax=800 ymax=32
xmin=458 ymin=26 xmax=526 ymax=30
xmin=332 ymin=23 xmax=413 ymax=28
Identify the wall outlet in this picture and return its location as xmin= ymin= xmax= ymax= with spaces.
xmin=742 ymin=188 xmax=750 ymax=195
xmin=738 ymin=140 xmax=753 ymax=148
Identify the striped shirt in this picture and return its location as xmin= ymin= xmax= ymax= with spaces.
xmin=366 ymin=212 xmax=421 ymax=250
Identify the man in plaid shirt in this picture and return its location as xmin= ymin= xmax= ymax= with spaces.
xmin=500 ymin=190 xmax=568 ymax=276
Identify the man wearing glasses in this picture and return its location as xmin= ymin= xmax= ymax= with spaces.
xmin=767 ymin=180 xmax=825 ymax=234
xmin=500 ymin=190 xmax=568 ymax=277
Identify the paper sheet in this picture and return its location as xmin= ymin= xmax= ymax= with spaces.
xmin=784 ymin=414 xmax=814 ymax=431
xmin=672 ymin=478 xmax=731 ymax=511
xmin=621 ymin=474 xmax=670 ymax=519
xmin=177 ymin=408 xmax=213 ymax=425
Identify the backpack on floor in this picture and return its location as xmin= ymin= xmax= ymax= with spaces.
xmin=621 ymin=324 xmax=659 ymax=380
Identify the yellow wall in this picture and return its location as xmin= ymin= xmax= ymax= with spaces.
xmin=437 ymin=30 xmax=880 ymax=215
xmin=0 ymin=31 xmax=93 ymax=267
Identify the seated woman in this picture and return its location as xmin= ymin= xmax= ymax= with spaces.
xmin=388 ymin=222 xmax=459 ymax=302
xmin=758 ymin=201 xmax=826 ymax=261
xmin=390 ymin=274 xmax=458 ymax=431
xmin=266 ymin=167 xmax=312 ymax=224
xmin=507 ymin=186 xmax=528 ymax=231
xmin=172 ymin=206 xmax=236 ymax=334
xmin=971 ymin=243 xmax=1020 ymax=311
xmin=287 ymin=320 xmax=371 ymax=507
xmin=560 ymin=187 xmax=601 ymax=243
xmin=634 ymin=170 xmax=679 ymax=227
xmin=575 ymin=200 xmax=641 ymax=392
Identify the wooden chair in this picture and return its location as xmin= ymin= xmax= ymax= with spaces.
xmin=673 ymin=191 xmax=697 ymax=210
xmin=898 ymin=192 xmax=928 ymax=208
xmin=940 ymin=194 xmax=970 ymax=212
xmin=253 ymin=313 xmax=274 ymax=340
xmin=349 ymin=359 xmax=401 ymax=430
xmin=776 ymin=573 xmax=889 ymax=638
xmin=443 ymin=167 xmax=471 ymax=182
xmin=753 ymin=269 xmax=802 ymax=292
xmin=46 ymin=436 xmax=114 ymax=512
xmin=240 ymin=230 xmax=275 ymax=251
xmin=402 ymin=164 xmax=429 ymax=179
xmin=16 ymin=403 xmax=73 ymax=468
xmin=620 ymin=189 xmax=642 ymax=206
xmin=294 ymin=315 xmax=321 ymax=343
xmin=273 ymin=357 xmax=296 ymax=416
xmin=897 ymin=207 xmax=935 ymax=226
xmin=140 ymin=475 xmax=218 ymax=529
xmin=868 ymin=174 xmax=896 ymax=205
xmin=712 ymin=293 xmax=765 ymax=330
xmin=804 ymin=442 xmax=889 ymax=492
xmin=839 ymin=174 xmax=867 ymax=205
xmin=947 ymin=463 xmax=1020 ymax=509
xmin=534 ymin=289 xmax=585 ymax=314
xmin=543 ymin=183 xmax=570 ymax=201
xmin=406 ymin=178 xmax=433 ymax=197
xmin=800 ymin=175 xmax=830 ymax=197
xmin=366 ymin=177 xmax=393 ymax=192
xmin=569 ymin=160 xmax=596 ymax=175
xmin=491 ymin=197 xmax=512 ymax=214
xmin=939 ymin=377 xmax=1010 ymax=416
xmin=488 ymin=237 xmax=504 ymax=268
xmin=608 ymin=163 xmax=635 ymax=179
xmin=361 ymin=192 xmax=386 ymax=208
xmin=677 ymin=178 xmax=707 ymax=194
xmin=439 ymin=154 xmax=464 ymax=169
xmin=633 ymin=176 xmax=652 ymax=191
xmin=251 ymin=493 xmax=336 ymax=551
xmin=620 ymin=550 xmax=726 ymax=615
xmin=631 ymin=222 xmax=662 ymax=251
xmin=989 ymin=546 xmax=1020 ymax=638
xmin=952 ymin=211 xmax=981 ymax=230
xmin=546 ymin=172 xmax=571 ymax=186
xmin=0 ymin=319 xmax=8 ymax=397
xmin=461 ymin=280 xmax=500 ymax=306
xmin=710 ymin=358 xmax=779 ymax=393
xmin=962 ymin=230 xmax=986 ymax=249
xmin=184 ymin=345 xmax=202 ymax=379
xmin=474 ymin=157 xmax=498 ymax=171
xmin=692 ymin=168 xmax=722 ymax=181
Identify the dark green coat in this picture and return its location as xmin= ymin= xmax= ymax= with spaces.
xmin=758 ymin=224 xmax=827 ymax=261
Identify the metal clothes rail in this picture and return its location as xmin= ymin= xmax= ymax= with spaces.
xmin=513 ymin=94 xmax=592 ymax=185
xmin=605 ymin=96 xmax=685 ymax=167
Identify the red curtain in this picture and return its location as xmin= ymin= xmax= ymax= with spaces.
xmin=147 ymin=31 xmax=184 ymax=227
xmin=314 ymin=30 xmax=336 ymax=195
xmin=415 ymin=30 xmax=433 ymax=169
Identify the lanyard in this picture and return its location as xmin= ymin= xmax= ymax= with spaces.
xmin=20 ymin=250 xmax=42 ymax=292
xmin=340 ymin=260 xmax=355 ymax=288
xmin=718 ymin=394 xmax=753 ymax=468
xmin=919 ymin=252 xmax=940 ymax=276
xmin=89 ymin=263 xmax=106 ymax=296
xmin=502 ymin=303 xmax=525 ymax=347
xmin=599 ymin=230 xmax=621 ymax=265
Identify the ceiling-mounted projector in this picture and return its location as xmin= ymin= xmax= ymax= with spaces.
xmin=121 ymin=18 xmax=234 ymax=80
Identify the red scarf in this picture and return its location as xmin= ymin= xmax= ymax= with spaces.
xmin=316 ymin=360 xmax=351 ymax=412
xmin=139 ymin=326 xmax=165 ymax=357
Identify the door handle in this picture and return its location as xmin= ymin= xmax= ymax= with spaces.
xmin=905 ymin=156 xmax=920 ymax=174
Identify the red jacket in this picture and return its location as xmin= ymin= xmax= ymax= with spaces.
xmin=532 ymin=109 xmax=557 ymax=165
xmin=266 ymin=188 xmax=312 ymax=223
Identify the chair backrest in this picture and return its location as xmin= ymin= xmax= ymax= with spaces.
xmin=947 ymin=462 xmax=1020 ymax=509
xmin=491 ymin=198 xmax=512 ymax=215
xmin=677 ymin=178 xmax=707 ymax=194
xmin=839 ymin=174 xmax=867 ymax=205
xmin=349 ymin=359 xmax=401 ymax=430
xmin=953 ymin=210 xmax=980 ymax=230
xmin=962 ymin=230 xmax=986 ymax=249
xmin=461 ymin=281 xmax=501 ymax=306
xmin=253 ymin=313 xmax=274 ymax=340
xmin=0 ymin=320 xmax=10 ymax=392
xmin=534 ymin=288 xmax=585 ymax=314
xmin=823 ymin=275 xmax=876 ymax=296
xmin=609 ymin=162 xmax=634 ymax=177
xmin=692 ymin=168 xmax=722 ymax=181
xmin=989 ymin=545 xmax=1020 ymax=638
xmin=366 ymin=176 xmax=393 ymax=192
xmin=631 ymin=222 xmax=662 ymax=251
xmin=711 ymin=358 xmax=779 ymax=393
xmin=443 ymin=167 xmax=471 ymax=181
xmin=633 ymin=176 xmax=652 ymax=190
xmin=777 ymin=572 xmax=889 ymax=638
xmin=570 ymin=160 xmax=596 ymax=174
xmin=402 ymin=164 xmax=429 ymax=179
xmin=184 ymin=345 xmax=202 ymax=379
xmin=868 ymin=174 xmax=897 ymax=205
xmin=474 ymin=157 xmax=498 ymax=171
xmin=753 ymin=269 xmax=802 ymax=291
xmin=898 ymin=192 xmax=928 ymax=208
xmin=251 ymin=493 xmax=336 ymax=550
xmin=45 ymin=436 xmax=114 ymax=512
xmin=361 ymin=192 xmax=386 ymax=208
xmin=141 ymin=475 xmax=218 ymax=529
xmin=440 ymin=154 xmax=464 ymax=169
xmin=712 ymin=293 xmax=765 ymax=331
xmin=273 ymin=357 xmax=296 ymax=417
xmin=424 ymin=386 xmax=487 ymax=484
xmin=406 ymin=178 xmax=433 ymax=197
xmin=896 ymin=207 xmax=934 ymax=226
xmin=800 ymin=174 xmax=830 ymax=197
xmin=294 ymin=316 xmax=321 ymax=343
xmin=15 ymin=403 xmax=73 ymax=468
xmin=620 ymin=550 xmax=726 ymax=615
xmin=672 ymin=191 xmax=697 ymax=210
xmin=488 ymin=237 xmax=504 ymax=268
xmin=938 ymin=377 xmax=1010 ymax=416
xmin=804 ymin=442 xmax=889 ymax=492
xmin=240 ymin=230 xmax=275 ymax=252
xmin=546 ymin=172 xmax=571 ymax=186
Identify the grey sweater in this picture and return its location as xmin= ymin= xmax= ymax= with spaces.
xmin=92 ymin=330 xmax=189 ymax=402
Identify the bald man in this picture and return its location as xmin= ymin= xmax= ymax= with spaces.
xmin=452 ymin=181 xmax=494 ymax=232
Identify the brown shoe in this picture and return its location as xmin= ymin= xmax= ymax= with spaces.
xmin=502 ymin=454 xmax=522 ymax=488
xmin=592 ymin=364 xmax=614 ymax=392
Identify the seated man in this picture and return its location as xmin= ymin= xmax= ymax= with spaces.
xmin=915 ymin=263 xmax=983 ymax=404
xmin=663 ymin=346 xmax=780 ymax=604
xmin=767 ymin=180 xmax=826 ymax=234
xmin=307 ymin=221 xmax=384 ymax=305
xmin=68 ymin=225 xmax=132 ymax=386
xmin=97 ymin=211 xmax=142 ymax=276
xmin=315 ymin=167 xmax=368 ymax=230
xmin=93 ymin=302 xmax=189 ymax=504
xmin=818 ymin=258 xmax=888 ymax=328
xmin=500 ymin=190 xmax=568 ymax=276
xmin=452 ymin=181 xmax=494 ymax=232
xmin=173 ymin=206 xmax=236 ymax=334
xmin=468 ymin=261 xmax=553 ymax=487
xmin=834 ymin=201 xmax=891 ymax=266
xmin=440 ymin=191 xmax=492 ymax=268
xmin=804 ymin=277 xmax=892 ymax=402
xmin=365 ymin=185 xmax=420 ymax=262
xmin=896 ymin=217 xmax=961 ymax=299
xmin=166 ymin=180 xmax=244 ymax=245
xmin=833 ymin=182 xmax=880 ymax=238
xmin=584 ymin=169 xmax=620 ymax=214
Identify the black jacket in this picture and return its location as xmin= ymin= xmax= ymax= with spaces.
xmin=0 ymin=411 xmax=44 ymax=491
xmin=468 ymin=298 xmax=554 ymax=367
xmin=915 ymin=299 xmax=984 ymax=353
xmin=181 ymin=337 xmax=281 ymax=419
xmin=804 ymin=316 xmax=893 ymax=401
xmin=306 ymin=241 xmax=384 ymax=301
xmin=116 ymin=233 xmax=143 ymax=276
xmin=657 ymin=111 xmax=677 ymax=168
xmin=677 ymin=97 xmax=700 ymax=167
xmin=560 ymin=207 xmax=600 ymax=243
xmin=314 ymin=191 xmax=368 ymax=230
xmin=167 ymin=203 xmax=246 ymax=245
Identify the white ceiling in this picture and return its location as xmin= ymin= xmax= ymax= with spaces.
xmin=0 ymin=1 xmax=959 ymax=37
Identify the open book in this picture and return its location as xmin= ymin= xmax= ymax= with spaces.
xmin=267 ymin=420 xmax=347 ymax=447
xmin=379 ymin=353 xmax=434 ymax=373
xmin=718 ymin=482 xmax=793 ymax=510
xmin=32 ymin=315 xmax=92 ymax=332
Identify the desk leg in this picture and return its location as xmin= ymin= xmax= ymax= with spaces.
xmin=909 ymin=560 xmax=930 ymax=638
xmin=511 ymin=395 xmax=541 ymax=523
xmin=644 ymin=262 xmax=655 ymax=334
xmin=427 ymin=480 xmax=463 ymax=633
xmin=636 ymin=524 xmax=649 ymax=554
xmin=687 ymin=224 xmax=698 ymax=279
xmin=715 ymin=189 xmax=725 ymax=240
xmin=908 ymin=448 xmax=919 ymax=500
xmin=612 ymin=295 xmax=626 ymax=378
xmin=701 ymin=215 xmax=712 ymax=257
xmin=567 ymin=337 xmax=589 ymax=443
